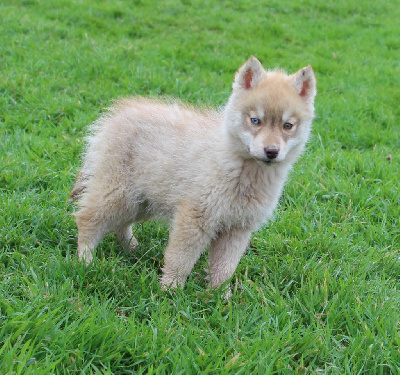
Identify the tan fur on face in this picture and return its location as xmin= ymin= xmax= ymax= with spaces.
xmin=225 ymin=66 xmax=315 ymax=163
xmin=70 ymin=57 xmax=316 ymax=293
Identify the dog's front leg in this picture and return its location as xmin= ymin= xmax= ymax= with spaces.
xmin=160 ymin=203 xmax=211 ymax=289
xmin=208 ymin=228 xmax=252 ymax=289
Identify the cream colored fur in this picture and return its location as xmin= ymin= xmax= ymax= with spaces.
xmin=70 ymin=56 xmax=316 ymax=291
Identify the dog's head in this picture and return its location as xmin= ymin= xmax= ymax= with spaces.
xmin=224 ymin=56 xmax=316 ymax=165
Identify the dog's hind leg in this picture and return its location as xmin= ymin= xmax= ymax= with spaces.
xmin=74 ymin=187 xmax=138 ymax=265
xmin=75 ymin=209 xmax=111 ymax=266
xmin=114 ymin=224 xmax=138 ymax=252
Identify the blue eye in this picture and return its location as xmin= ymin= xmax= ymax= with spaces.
xmin=251 ymin=117 xmax=260 ymax=125
xmin=284 ymin=122 xmax=293 ymax=129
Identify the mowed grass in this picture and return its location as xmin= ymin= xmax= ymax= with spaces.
xmin=1 ymin=0 xmax=399 ymax=373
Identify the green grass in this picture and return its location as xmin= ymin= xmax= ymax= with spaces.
xmin=1 ymin=0 xmax=399 ymax=373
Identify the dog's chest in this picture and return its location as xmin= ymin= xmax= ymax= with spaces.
xmin=203 ymin=169 xmax=281 ymax=232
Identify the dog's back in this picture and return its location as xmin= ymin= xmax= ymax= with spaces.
xmin=71 ymin=98 xmax=223 ymax=217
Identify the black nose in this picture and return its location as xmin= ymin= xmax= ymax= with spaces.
xmin=264 ymin=146 xmax=279 ymax=159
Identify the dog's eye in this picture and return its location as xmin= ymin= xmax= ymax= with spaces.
xmin=250 ymin=118 xmax=260 ymax=125
xmin=283 ymin=122 xmax=293 ymax=130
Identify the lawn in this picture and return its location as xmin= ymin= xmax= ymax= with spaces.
xmin=0 ymin=0 xmax=399 ymax=373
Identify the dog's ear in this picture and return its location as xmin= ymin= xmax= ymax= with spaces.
xmin=233 ymin=56 xmax=264 ymax=90
xmin=292 ymin=66 xmax=317 ymax=105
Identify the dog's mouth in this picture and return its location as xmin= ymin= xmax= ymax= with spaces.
xmin=262 ymin=159 xmax=279 ymax=165
xmin=254 ymin=158 xmax=279 ymax=166
xmin=249 ymin=150 xmax=280 ymax=165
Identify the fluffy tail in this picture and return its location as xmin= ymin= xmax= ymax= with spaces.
xmin=68 ymin=170 xmax=88 ymax=202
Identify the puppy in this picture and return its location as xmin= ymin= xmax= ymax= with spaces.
xmin=70 ymin=56 xmax=316 ymax=291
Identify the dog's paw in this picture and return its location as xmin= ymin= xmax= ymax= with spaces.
xmin=78 ymin=248 xmax=93 ymax=266
xmin=218 ymin=285 xmax=232 ymax=301
xmin=127 ymin=238 xmax=139 ymax=252
xmin=159 ymin=275 xmax=179 ymax=290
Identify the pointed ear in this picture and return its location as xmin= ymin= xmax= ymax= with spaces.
xmin=292 ymin=66 xmax=316 ymax=105
xmin=233 ymin=56 xmax=265 ymax=90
